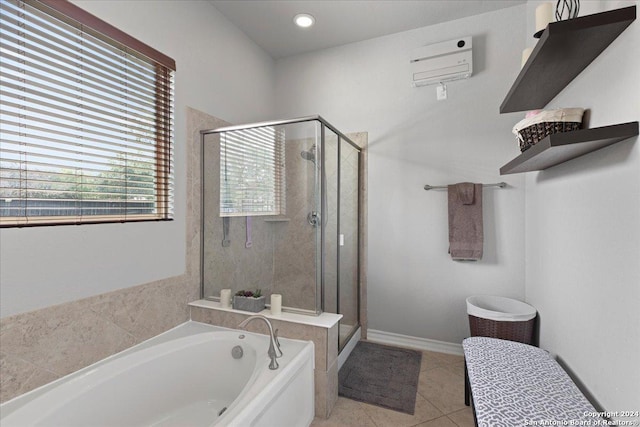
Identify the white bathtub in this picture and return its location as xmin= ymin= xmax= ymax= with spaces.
xmin=0 ymin=321 xmax=315 ymax=427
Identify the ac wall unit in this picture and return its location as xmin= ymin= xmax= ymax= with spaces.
xmin=410 ymin=37 xmax=472 ymax=87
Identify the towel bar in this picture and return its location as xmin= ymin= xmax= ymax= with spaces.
xmin=423 ymin=182 xmax=506 ymax=191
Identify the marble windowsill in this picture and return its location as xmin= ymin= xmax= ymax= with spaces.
xmin=188 ymin=299 xmax=342 ymax=329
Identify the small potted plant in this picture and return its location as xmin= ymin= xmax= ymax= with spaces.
xmin=232 ymin=289 xmax=266 ymax=313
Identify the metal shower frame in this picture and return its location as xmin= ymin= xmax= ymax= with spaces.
xmin=199 ymin=115 xmax=361 ymax=334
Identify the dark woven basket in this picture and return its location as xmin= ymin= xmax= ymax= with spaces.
xmin=518 ymin=121 xmax=581 ymax=152
xmin=468 ymin=314 xmax=536 ymax=345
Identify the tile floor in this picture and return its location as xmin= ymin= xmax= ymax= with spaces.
xmin=311 ymin=344 xmax=475 ymax=427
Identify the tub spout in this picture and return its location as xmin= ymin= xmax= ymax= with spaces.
xmin=237 ymin=315 xmax=282 ymax=370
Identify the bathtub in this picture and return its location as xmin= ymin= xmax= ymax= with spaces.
xmin=0 ymin=321 xmax=315 ymax=426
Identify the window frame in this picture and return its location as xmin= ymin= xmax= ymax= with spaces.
xmin=0 ymin=0 xmax=175 ymax=227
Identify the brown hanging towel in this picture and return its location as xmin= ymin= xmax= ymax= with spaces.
xmin=448 ymin=182 xmax=483 ymax=261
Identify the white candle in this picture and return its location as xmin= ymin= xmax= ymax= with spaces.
xmin=220 ymin=289 xmax=231 ymax=308
xmin=521 ymin=47 xmax=534 ymax=68
xmin=535 ymin=3 xmax=553 ymax=35
xmin=270 ymin=294 xmax=282 ymax=315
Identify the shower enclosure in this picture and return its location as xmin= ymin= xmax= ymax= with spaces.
xmin=200 ymin=116 xmax=361 ymax=351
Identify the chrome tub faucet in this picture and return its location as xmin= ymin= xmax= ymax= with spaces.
xmin=237 ymin=315 xmax=282 ymax=370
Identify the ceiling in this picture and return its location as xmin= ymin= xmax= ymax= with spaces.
xmin=210 ymin=1 xmax=527 ymax=59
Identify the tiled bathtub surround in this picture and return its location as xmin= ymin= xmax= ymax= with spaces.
xmin=0 ymin=107 xmax=218 ymax=403
xmin=0 ymin=279 xmax=193 ymax=402
xmin=190 ymin=300 xmax=341 ymax=419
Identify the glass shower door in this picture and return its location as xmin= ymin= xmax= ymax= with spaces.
xmin=338 ymin=139 xmax=360 ymax=350
xmin=322 ymin=127 xmax=339 ymax=315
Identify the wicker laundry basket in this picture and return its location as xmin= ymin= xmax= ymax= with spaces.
xmin=513 ymin=108 xmax=584 ymax=152
xmin=466 ymin=296 xmax=537 ymax=345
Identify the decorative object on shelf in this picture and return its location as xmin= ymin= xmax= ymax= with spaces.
xmin=534 ymin=3 xmax=554 ymax=38
xmin=512 ymin=108 xmax=584 ymax=152
xmin=270 ymin=294 xmax=282 ymax=315
xmin=220 ymin=288 xmax=232 ymax=308
xmin=233 ymin=289 xmax=266 ymax=312
xmin=555 ymin=0 xmax=580 ymax=22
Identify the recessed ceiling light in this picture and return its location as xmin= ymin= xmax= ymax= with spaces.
xmin=294 ymin=13 xmax=315 ymax=28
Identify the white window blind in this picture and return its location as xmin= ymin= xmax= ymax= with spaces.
xmin=0 ymin=0 xmax=175 ymax=227
xmin=220 ymin=126 xmax=285 ymax=217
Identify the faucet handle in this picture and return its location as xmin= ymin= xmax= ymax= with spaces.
xmin=274 ymin=329 xmax=283 ymax=358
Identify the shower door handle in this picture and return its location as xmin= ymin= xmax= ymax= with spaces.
xmin=307 ymin=211 xmax=320 ymax=227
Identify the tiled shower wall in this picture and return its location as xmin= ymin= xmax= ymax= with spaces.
xmin=202 ymin=132 xmax=276 ymax=300
xmin=202 ymin=133 xmax=320 ymax=311
xmin=272 ymin=137 xmax=318 ymax=310
xmin=202 ymin=133 xmax=318 ymax=309
xmin=0 ymin=107 xmax=216 ymax=403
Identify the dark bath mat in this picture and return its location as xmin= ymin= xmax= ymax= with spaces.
xmin=338 ymin=341 xmax=422 ymax=415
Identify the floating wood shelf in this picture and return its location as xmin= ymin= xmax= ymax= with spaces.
xmin=500 ymin=122 xmax=639 ymax=175
xmin=500 ymin=6 xmax=636 ymax=113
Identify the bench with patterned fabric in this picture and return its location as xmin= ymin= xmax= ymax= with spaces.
xmin=462 ymin=337 xmax=602 ymax=426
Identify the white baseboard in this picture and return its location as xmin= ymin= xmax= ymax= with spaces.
xmin=367 ymin=329 xmax=463 ymax=356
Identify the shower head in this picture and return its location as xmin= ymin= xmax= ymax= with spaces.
xmin=300 ymin=144 xmax=316 ymax=163
xmin=300 ymin=151 xmax=315 ymax=162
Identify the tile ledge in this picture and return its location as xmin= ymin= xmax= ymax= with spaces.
xmin=188 ymin=300 xmax=342 ymax=329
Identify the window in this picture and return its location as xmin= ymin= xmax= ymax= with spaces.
xmin=219 ymin=126 xmax=285 ymax=217
xmin=0 ymin=0 xmax=175 ymax=227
